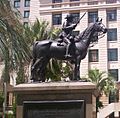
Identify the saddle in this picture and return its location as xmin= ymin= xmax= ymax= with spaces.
xmin=57 ymin=38 xmax=64 ymax=46
xmin=57 ymin=35 xmax=74 ymax=46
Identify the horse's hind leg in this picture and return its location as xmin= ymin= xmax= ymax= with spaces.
xmin=31 ymin=58 xmax=43 ymax=82
xmin=73 ymin=57 xmax=81 ymax=80
xmin=38 ymin=68 xmax=46 ymax=82
xmin=37 ymin=57 xmax=50 ymax=82
xmin=31 ymin=58 xmax=36 ymax=81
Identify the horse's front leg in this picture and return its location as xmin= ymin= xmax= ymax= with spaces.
xmin=31 ymin=58 xmax=41 ymax=82
xmin=73 ymin=56 xmax=81 ymax=80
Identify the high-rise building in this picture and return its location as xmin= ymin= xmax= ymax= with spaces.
xmin=11 ymin=0 xmax=30 ymax=26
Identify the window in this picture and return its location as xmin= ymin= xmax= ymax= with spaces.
xmin=107 ymin=10 xmax=117 ymax=21
xmin=108 ymin=69 xmax=118 ymax=81
xmin=88 ymin=1 xmax=98 ymax=5
xmin=24 ymin=11 xmax=30 ymax=18
xmin=52 ymin=0 xmax=62 ymax=8
xmin=89 ymin=49 xmax=98 ymax=62
xmin=108 ymin=69 xmax=119 ymax=103
xmin=70 ymin=0 xmax=79 ymax=1
xmin=109 ymin=89 xmax=119 ymax=104
xmin=14 ymin=0 xmax=20 ymax=8
xmin=108 ymin=48 xmax=118 ymax=61
xmin=24 ymin=22 xmax=28 ymax=27
xmin=88 ymin=11 xmax=98 ymax=23
xmin=24 ymin=0 xmax=30 ymax=7
xmin=107 ymin=28 xmax=117 ymax=41
xmin=70 ymin=13 xmax=80 ymax=23
xmin=53 ymin=0 xmax=62 ymax=3
xmin=106 ymin=0 xmax=117 ymax=4
xmin=52 ymin=13 xmax=62 ymax=25
xmin=52 ymin=0 xmax=62 ymax=3
xmin=70 ymin=0 xmax=80 ymax=6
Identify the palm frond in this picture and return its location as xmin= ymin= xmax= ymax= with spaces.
xmin=0 ymin=0 xmax=31 ymax=82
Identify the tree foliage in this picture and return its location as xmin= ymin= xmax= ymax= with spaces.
xmin=84 ymin=69 xmax=116 ymax=111
xmin=24 ymin=19 xmax=61 ymax=44
xmin=87 ymin=69 xmax=116 ymax=96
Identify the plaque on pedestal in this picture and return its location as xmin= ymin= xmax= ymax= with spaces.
xmin=23 ymin=100 xmax=85 ymax=118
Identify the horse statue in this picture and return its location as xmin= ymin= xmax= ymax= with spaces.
xmin=31 ymin=18 xmax=107 ymax=82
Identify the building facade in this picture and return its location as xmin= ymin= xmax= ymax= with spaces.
xmin=38 ymin=0 xmax=120 ymax=82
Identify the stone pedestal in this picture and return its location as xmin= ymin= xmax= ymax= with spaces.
xmin=14 ymin=82 xmax=97 ymax=118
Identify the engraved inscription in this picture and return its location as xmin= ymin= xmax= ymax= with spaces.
xmin=23 ymin=100 xmax=85 ymax=118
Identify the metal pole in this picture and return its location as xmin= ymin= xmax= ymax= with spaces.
xmin=3 ymin=82 xmax=7 ymax=118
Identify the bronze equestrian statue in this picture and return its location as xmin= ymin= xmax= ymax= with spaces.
xmin=31 ymin=18 xmax=107 ymax=82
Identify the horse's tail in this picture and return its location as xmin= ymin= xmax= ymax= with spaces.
xmin=32 ymin=41 xmax=39 ymax=59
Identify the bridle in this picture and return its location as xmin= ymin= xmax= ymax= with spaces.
xmin=89 ymin=21 xmax=107 ymax=47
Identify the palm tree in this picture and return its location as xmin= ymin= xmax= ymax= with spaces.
xmin=24 ymin=19 xmax=63 ymax=81
xmin=0 ymin=2 xmax=32 ymax=116
xmin=85 ymin=69 xmax=116 ymax=111
xmin=24 ymin=19 xmax=61 ymax=44
xmin=0 ymin=0 xmax=31 ymax=83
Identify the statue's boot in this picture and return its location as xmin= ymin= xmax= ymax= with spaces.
xmin=65 ymin=44 xmax=71 ymax=58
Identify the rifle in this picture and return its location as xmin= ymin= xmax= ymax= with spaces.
xmin=75 ymin=12 xmax=86 ymax=27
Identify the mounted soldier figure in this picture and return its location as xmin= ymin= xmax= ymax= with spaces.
xmin=58 ymin=13 xmax=86 ymax=58
xmin=58 ymin=14 xmax=77 ymax=58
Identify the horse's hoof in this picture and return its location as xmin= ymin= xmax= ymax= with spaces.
xmin=79 ymin=79 xmax=88 ymax=82
xmin=65 ymin=55 xmax=72 ymax=58
xmin=30 ymin=77 xmax=34 ymax=80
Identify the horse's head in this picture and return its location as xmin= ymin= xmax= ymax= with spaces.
xmin=76 ymin=18 xmax=107 ymax=43
xmin=94 ymin=18 xmax=107 ymax=34
xmin=90 ymin=18 xmax=107 ymax=42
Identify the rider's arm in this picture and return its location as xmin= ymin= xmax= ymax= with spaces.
xmin=62 ymin=22 xmax=77 ymax=30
